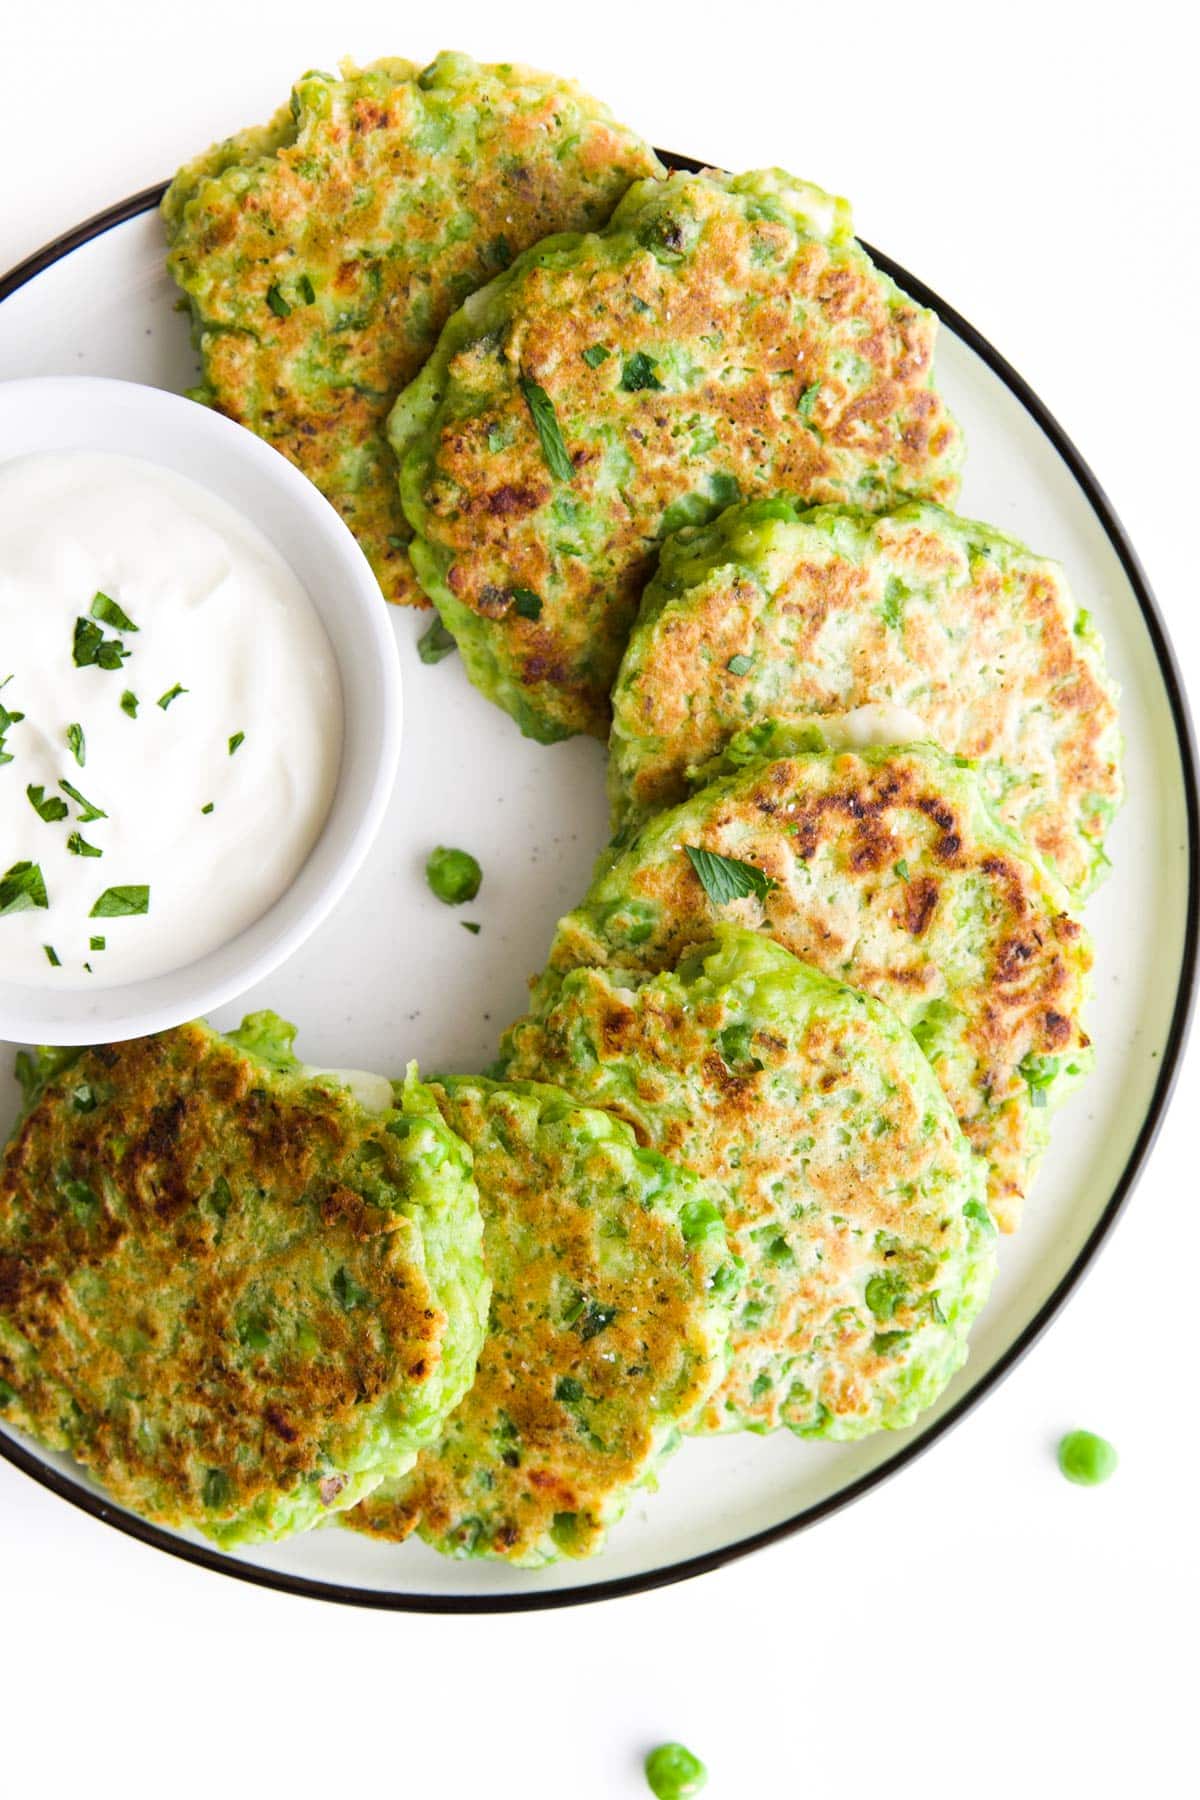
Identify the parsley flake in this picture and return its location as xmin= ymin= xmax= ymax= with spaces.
xmin=59 ymin=779 xmax=107 ymax=823
xmin=519 ymin=378 xmax=573 ymax=482
xmin=201 ymin=802 xmax=214 ymax=815
xmin=90 ymin=592 xmax=138 ymax=633
xmin=894 ymin=859 xmax=910 ymax=882
xmin=0 ymin=861 xmax=49 ymax=916
xmin=461 ymin=921 xmax=481 ymax=935
xmin=157 ymin=684 xmax=188 ymax=711
xmin=511 ymin=588 xmax=543 ymax=621
xmin=43 ymin=945 xmax=60 ymax=968
xmin=89 ymin=885 xmax=150 ymax=918
xmin=684 ymin=844 xmax=777 ymax=907
xmin=73 ymin=616 xmax=130 ymax=671
xmin=726 ymin=654 xmax=753 ymax=677
xmin=797 ymin=382 xmax=821 ymax=423
xmin=228 ymin=731 xmax=245 ymax=756
xmin=120 ymin=690 xmax=138 ymax=719
xmin=89 ymin=935 xmax=105 ymax=952
xmin=66 ymin=722 xmax=86 ymax=766
xmin=0 ymin=688 xmax=23 ymax=766
xmin=266 ymin=283 xmax=292 ymax=318
xmin=67 ymin=832 xmax=102 ymax=859
xmin=581 ymin=344 xmax=610 ymax=369
xmin=26 ymin=784 xmax=69 ymax=824
xmin=417 ymin=619 xmax=457 ymax=665
xmin=620 ymin=351 xmax=664 ymax=393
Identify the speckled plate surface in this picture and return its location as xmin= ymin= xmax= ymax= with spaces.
xmin=0 ymin=176 xmax=1194 ymax=1611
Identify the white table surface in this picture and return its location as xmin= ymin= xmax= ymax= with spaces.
xmin=1 ymin=3 xmax=1195 ymax=1795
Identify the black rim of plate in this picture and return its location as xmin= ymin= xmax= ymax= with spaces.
xmin=0 ymin=165 xmax=1197 ymax=1614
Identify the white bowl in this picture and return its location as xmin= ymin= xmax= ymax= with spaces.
xmin=0 ymin=376 xmax=402 ymax=1044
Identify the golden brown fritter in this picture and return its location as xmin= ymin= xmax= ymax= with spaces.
xmin=610 ymin=500 xmax=1122 ymax=897
xmin=0 ymin=1022 xmax=487 ymax=1544
xmin=162 ymin=52 xmax=663 ymax=605
xmin=499 ymin=928 xmax=995 ymax=1438
xmin=344 ymin=1076 xmax=736 ymax=1565
xmin=511 ymin=745 xmax=1092 ymax=1231
xmin=392 ymin=167 xmax=962 ymax=738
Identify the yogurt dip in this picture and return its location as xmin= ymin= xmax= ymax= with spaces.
xmin=0 ymin=450 xmax=342 ymax=988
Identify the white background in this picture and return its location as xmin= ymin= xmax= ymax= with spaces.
xmin=0 ymin=3 xmax=1195 ymax=1794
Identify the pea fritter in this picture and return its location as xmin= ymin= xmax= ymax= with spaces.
xmin=609 ymin=500 xmax=1122 ymax=897
xmin=162 ymin=51 xmax=662 ymax=606
xmin=391 ymin=165 xmax=962 ymax=740
xmin=0 ymin=1018 xmax=488 ymax=1546
xmin=343 ymin=1076 xmax=738 ymax=1565
xmin=513 ymin=742 xmax=1093 ymax=1232
xmin=501 ymin=928 xmax=996 ymax=1438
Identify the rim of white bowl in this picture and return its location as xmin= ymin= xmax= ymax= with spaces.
xmin=0 ymin=374 xmax=402 ymax=1043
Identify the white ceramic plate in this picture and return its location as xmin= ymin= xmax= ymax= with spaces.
xmin=0 ymin=176 xmax=1194 ymax=1612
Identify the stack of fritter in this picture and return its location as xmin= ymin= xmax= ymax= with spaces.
xmin=0 ymin=51 xmax=1120 ymax=1567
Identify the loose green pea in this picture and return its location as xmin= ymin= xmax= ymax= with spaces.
xmin=645 ymin=1742 xmax=707 ymax=1798
xmin=1057 ymin=1428 xmax=1118 ymax=1486
xmin=425 ymin=846 xmax=482 ymax=906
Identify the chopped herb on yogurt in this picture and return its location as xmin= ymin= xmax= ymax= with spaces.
xmin=0 ymin=686 xmax=25 ymax=765
xmin=26 ymin=784 xmax=69 ymax=824
xmin=66 ymin=832 xmax=103 ymax=859
xmin=59 ymin=779 xmax=107 ymax=823
xmin=73 ymin=616 xmax=131 ymax=671
xmin=90 ymin=591 xmax=139 ymax=633
xmin=89 ymin=885 xmax=150 ymax=918
xmin=157 ymin=684 xmax=188 ymax=711
xmin=0 ymin=861 xmax=49 ymax=915
xmin=66 ymin=722 xmax=86 ymax=766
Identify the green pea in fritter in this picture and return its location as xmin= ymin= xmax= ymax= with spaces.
xmin=0 ymin=1017 xmax=488 ymax=1546
xmin=501 ymin=927 xmax=996 ymax=1439
xmin=609 ymin=499 xmax=1122 ymax=898
xmin=162 ymin=51 xmax=662 ymax=607
xmin=343 ymin=1076 xmax=738 ymax=1565
xmin=510 ymin=742 xmax=1093 ymax=1232
xmin=391 ymin=165 xmax=963 ymax=741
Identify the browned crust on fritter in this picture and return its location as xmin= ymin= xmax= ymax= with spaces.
xmin=616 ymin=506 xmax=1121 ymax=893
xmin=549 ymin=751 xmax=1091 ymax=1229
xmin=415 ymin=175 xmax=960 ymax=734
xmin=0 ymin=1027 xmax=444 ymax=1527
xmin=348 ymin=1081 xmax=720 ymax=1560
xmin=168 ymin=64 xmax=660 ymax=606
